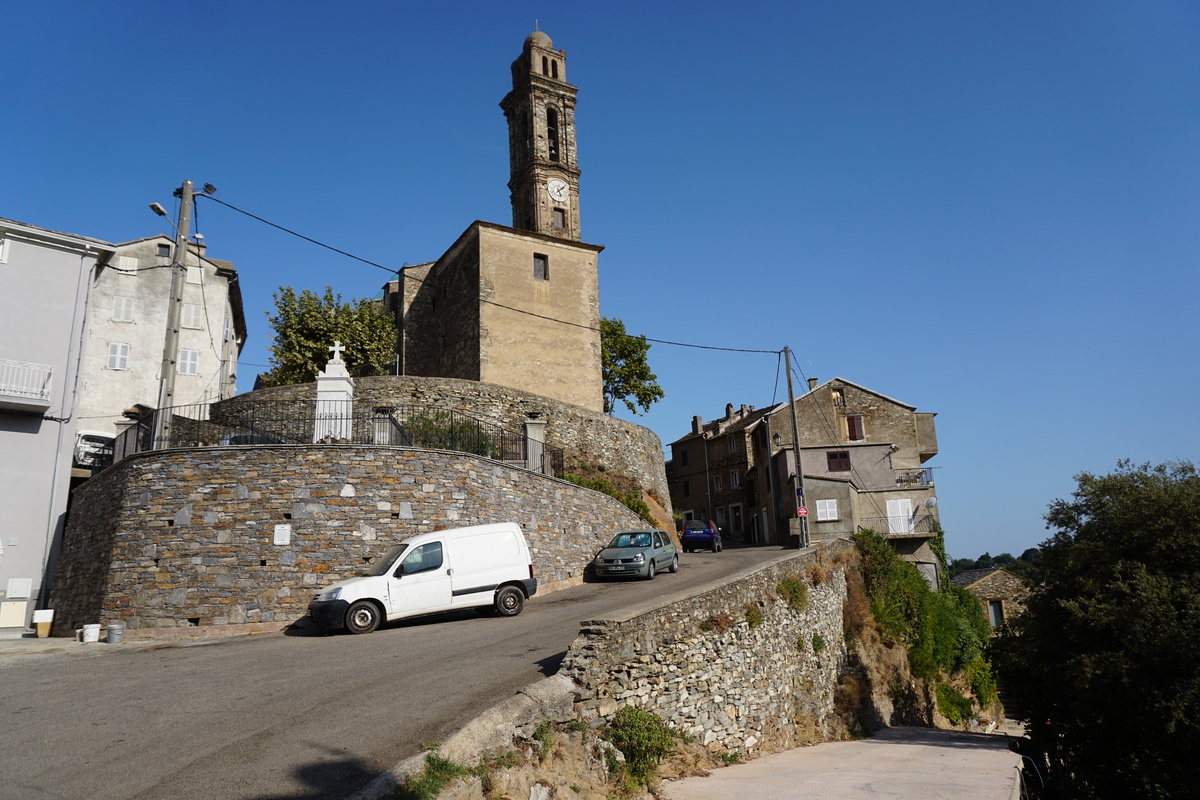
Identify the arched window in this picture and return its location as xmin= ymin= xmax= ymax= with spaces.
xmin=546 ymin=107 xmax=560 ymax=162
xmin=551 ymin=59 xmax=558 ymax=79
xmin=542 ymin=56 xmax=549 ymax=75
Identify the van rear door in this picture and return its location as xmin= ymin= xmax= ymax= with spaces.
xmin=385 ymin=538 xmax=452 ymax=618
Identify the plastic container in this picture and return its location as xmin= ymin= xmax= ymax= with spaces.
xmin=82 ymin=624 xmax=100 ymax=643
xmin=106 ymin=624 xmax=125 ymax=644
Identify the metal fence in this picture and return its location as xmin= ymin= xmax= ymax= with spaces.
xmin=858 ymin=513 xmax=937 ymax=537
xmin=109 ymin=399 xmax=564 ymax=477
xmin=0 ymin=359 xmax=53 ymax=400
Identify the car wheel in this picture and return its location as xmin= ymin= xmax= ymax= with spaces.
xmin=645 ymin=560 xmax=656 ymax=580
xmin=669 ymin=554 xmax=679 ymax=573
xmin=494 ymin=585 xmax=525 ymax=617
xmin=345 ymin=600 xmax=380 ymax=634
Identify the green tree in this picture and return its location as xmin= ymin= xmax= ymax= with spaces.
xmin=991 ymin=461 xmax=1200 ymax=799
xmin=600 ymin=316 xmax=664 ymax=415
xmin=260 ymin=286 xmax=397 ymax=387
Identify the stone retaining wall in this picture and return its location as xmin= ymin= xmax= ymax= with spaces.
xmin=560 ymin=542 xmax=853 ymax=755
xmin=219 ymin=375 xmax=670 ymax=507
xmin=50 ymin=444 xmax=646 ymax=634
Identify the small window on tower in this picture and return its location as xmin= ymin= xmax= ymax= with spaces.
xmin=533 ymin=253 xmax=549 ymax=281
xmin=542 ymin=56 xmax=549 ymax=75
xmin=552 ymin=208 xmax=565 ymax=229
xmin=546 ymin=107 xmax=560 ymax=162
xmin=551 ymin=59 xmax=558 ymax=79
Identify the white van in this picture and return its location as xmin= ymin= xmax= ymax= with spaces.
xmin=307 ymin=522 xmax=537 ymax=634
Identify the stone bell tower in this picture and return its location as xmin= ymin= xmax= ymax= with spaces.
xmin=500 ymin=30 xmax=582 ymax=241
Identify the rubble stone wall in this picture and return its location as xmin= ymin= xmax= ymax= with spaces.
xmin=51 ymin=444 xmax=645 ymax=633
xmin=218 ymin=375 xmax=670 ymax=509
xmin=561 ymin=542 xmax=853 ymax=755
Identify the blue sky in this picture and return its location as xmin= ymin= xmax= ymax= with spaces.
xmin=5 ymin=1 xmax=1198 ymax=559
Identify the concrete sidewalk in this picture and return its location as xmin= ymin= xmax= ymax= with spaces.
xmin=660 ymin=726 xmax=1022 ymax=800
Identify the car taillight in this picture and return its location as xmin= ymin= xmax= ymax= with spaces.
xmin=529 ymin=564 xmax=535 ymax=579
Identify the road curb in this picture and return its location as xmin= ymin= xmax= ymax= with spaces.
xmin=345 ymin=673 xmax=579 ymax=800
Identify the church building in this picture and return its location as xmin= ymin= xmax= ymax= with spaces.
xmin=387 ymin=31 xmax=604 ymax=413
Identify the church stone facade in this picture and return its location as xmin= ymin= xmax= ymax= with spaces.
xmin=389 ymin=31 xmax=603 ymax=413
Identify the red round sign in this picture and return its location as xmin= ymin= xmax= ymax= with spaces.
xmin=797 ymin=506 xmax=809 ymax=518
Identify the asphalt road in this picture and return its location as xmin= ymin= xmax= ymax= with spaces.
xmin=0 ymin=544 xmax=790 ymax=800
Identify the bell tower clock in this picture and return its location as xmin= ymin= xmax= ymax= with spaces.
xmin=500 ymin=30 xmax=582 ymax=241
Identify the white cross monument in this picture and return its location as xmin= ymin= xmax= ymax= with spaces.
xmin=313 ymin=341 xmax=354 ymax=442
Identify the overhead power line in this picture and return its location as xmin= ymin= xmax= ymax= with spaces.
xmin=200 ymin=195 xmax=781 ymax=356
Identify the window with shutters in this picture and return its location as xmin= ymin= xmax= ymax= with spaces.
xmin=117 ymin=255 xmax=138 ymax=277
xmin=186 ymin=265 xmax=203 ymax=284
xmin=178 ymin=349 xmax=199 ymax=376
xmin=112 ymin=296 xmax=134 ymax=322
xmin=827 ymin=451 xmax=851 ymax=472
xmin=182 ymin=304 xmax=204 ymax=329
xmin=847 ymin=415 xmax=865 ymax=441
xmin=816 ymin=499 xmax=838 ymax=521
xmin=107 ymin=343 xmax=130 ymax=370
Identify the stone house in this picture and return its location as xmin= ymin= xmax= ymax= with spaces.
xmin=950 ymin=568 xmax=1030 ymax=629
xmin=77 ymin=235 xmax=246 ymax=441
xmin=0 ymin=217 xmax=115 ymax=628
xmin=668 ymin=377 xmax=941 ymax=585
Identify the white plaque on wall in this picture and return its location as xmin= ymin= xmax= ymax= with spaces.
xmin=273 ymin=524 xmax=292 ymax=546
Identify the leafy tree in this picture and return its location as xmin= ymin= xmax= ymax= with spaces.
xmin=260 ymin=286 xmax=397 ymax=387
xmin=600 ymin=316 xmax=664 ymax=415
xmin=991 ymin=461 xmax=1200 ymax=799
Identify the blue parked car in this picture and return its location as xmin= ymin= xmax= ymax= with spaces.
xmin=592 ymin=530 xmax=679 ymax=580
xmin=680 ymin=520 xmax=722 ymax=553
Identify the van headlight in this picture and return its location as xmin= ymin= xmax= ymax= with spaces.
xmin=630 ymin=552 xmax=645 ymax=563
xmin=316 ymin=587 xmax=342 ymax=602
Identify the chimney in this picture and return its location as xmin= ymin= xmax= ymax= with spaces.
xmin=807 ymin=377 xmax=818 ymax=391
xmin=692 ymin=415 xmax=703 ymax=435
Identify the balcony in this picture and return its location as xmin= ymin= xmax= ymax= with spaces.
xmin=858 ymin=513 xmax=937 ymax=538
xmin=0 ymin=359 xmax=53 ymax=413
xmin=894 ymin=468 xmax=934 ymax=487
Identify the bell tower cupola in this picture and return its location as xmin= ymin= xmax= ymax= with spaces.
xmin=500 ymin=30 xmax=582 ymax=241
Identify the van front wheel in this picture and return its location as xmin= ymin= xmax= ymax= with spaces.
xmin=345 ymin=601 xmax=380 ymax=634
xmin=494 ymin=586 xmax=525 ymax=617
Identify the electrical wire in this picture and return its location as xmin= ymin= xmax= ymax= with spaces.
xmin=198 ymin=194 xmax=781 ymax=356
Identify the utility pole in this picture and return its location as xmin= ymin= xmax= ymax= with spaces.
xmin=784 ymin=347 xmax=809 ymax=548
xmin=154 ymin=180 xmax=193 ymax=448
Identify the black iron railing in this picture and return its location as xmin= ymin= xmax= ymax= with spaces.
xmin=109 ymin=399 xmax=564 ymax=477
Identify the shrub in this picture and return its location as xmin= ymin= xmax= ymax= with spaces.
xmin=563 ymin=472 xmax=654 ymax=524
xmin=811 ymin=633 xmax=826 ymax=653
xmin=533 ymin=720 xmax=555 ymax=762
xmin=806 ymin=557 xmax=834 ymax=585
xmin=936 ymin=684 xmax=975 ymax=727
xmin=745 ymin=605 xmax=764 ymax=628
xmin=777 ymin=575 xmax=810 ymax=611
xmin=603 ymin=706 xmax=677 ymax=785
xmin=393 ymin=753 xmax=471 ymax=800
xmin=700 ymin=613 xmax=734 ymax=634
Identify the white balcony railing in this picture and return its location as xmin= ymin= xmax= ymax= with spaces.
xmin=0 ymin=359 xmax=53 ymax=400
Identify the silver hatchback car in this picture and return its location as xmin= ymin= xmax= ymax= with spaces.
xmin=592 ymin=530 xmax=679 ymax=580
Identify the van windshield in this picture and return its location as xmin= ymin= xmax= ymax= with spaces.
xmin=362 ymin=544 xmax=407 ymax=576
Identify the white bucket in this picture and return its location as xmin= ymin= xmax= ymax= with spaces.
xmin=82 ymin=624 xmax=101 ymax=643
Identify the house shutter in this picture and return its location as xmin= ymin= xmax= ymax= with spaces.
xmin=886 ymin=498 xmax=914 ymax=535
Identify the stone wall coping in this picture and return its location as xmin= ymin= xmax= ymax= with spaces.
xmin=578 ymin=544 xmax=827 ymax=628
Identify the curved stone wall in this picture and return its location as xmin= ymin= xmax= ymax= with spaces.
xmin=218 ymin=376 xmax=670 ymax=508
xmin=50 ymin=444 xmax=647 ymax=633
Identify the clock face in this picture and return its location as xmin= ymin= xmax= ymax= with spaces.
xmin=547 ymin=179 xmax=569 ymax=203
